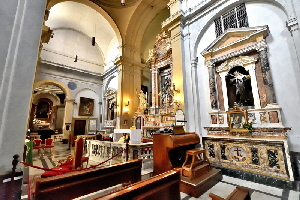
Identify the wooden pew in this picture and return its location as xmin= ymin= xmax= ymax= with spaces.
xmin=91 ymin=169 xmax=181 ymax=200
xmin=209 ymin=186 xmax=251 ymax=200
xmin=32 ymin=159 xmax=142 ymax=200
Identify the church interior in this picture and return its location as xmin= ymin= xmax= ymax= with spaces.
xmin=1 ymin=0 xmax=300 ymax=199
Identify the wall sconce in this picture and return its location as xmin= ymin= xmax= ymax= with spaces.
xmin=172 ymin=82 xmax=180 ymax=93
xmin=121 ymin=0 xmax=125 ymax=6
xmin=73 ymin=101 xmax=77 ymax=105
xmin=125 ymin=99 xmax=130 ymax=107
xmin=124 ymin=107 xmax=129 ymax=113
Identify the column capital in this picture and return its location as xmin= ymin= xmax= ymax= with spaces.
xmin=205 ymin=59 xmax=215 ymax=68
xmin=287 ymin=17 xmax=299 ymax=33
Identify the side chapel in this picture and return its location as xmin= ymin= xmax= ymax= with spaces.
xmin=201 ymin=25 xmax=293 ymax=187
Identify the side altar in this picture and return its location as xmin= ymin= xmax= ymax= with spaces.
xmin=133 ymin=31 xmax=184 ymax=138
xmin=200 ymin=25 xmax=294 ymax=189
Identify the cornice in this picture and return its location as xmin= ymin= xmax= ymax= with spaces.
xmin=201 ymin=26 xmax=269 ymax=56
xmin=162 ymin=10 xmax=184 ymax=29
xmin=42 ymin=47 xmax=104 ymax=67
xmin=39 ymin=59 xmax=103 ymax=77
xmin=207 ymin=40 xmax=267 ymax=64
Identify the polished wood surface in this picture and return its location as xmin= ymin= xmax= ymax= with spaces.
xmin=153 ymin=132 xmax=200 ymax=175
xmin=209 ymin=186 xmax=251 ymax=200
xmin=92 ymin=169 xmax=181 ymax=200
xmin=33 ymin=159 xmax=142 ymax=200
xmin=180 ymin=168 xmax=222 ymax=198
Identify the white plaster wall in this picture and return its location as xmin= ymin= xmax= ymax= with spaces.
xmin=41 ymin=29 xmax=105 ymax=73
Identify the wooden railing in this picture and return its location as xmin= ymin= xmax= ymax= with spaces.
xmin=87 ymin=140 xmax=153 ymax=169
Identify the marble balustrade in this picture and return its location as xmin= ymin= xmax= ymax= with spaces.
xmin=87 ymin=140 xmax=153 ymax=169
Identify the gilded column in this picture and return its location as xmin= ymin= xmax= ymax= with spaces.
xmin=256 ymin=40 xmax=277 ymax=104
xmin=206 ymin=60 xmax=218 ymax=109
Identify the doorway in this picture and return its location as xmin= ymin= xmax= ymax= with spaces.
xmin=74 ymin=120 xmax=86 ymax=135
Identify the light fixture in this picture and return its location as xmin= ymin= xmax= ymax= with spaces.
xmin=92 ymin=37 xmax=95 ymax=46
xmin=124 ymin=107 xmax=129 ymax=113
xmin=125 ymin=99 xmax=130 ymax=107
xmin=74 ymin=55 xmax=78 ymax=62
xmin=172 ymin=82 xmax=180 ymax=93
xmin=121 ymin=0 xmax=125 ymax=6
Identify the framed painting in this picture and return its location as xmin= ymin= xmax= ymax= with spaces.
xmin=227 ymin=108 xmax=249 ymax=133
xmin=79 ymin=97 xmax=94 ymax=116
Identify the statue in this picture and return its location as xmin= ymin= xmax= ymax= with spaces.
xmin=230 ymin=71 xmax=251 ymax=106
xmin=137 ymin=90 xmax=147 ymax=110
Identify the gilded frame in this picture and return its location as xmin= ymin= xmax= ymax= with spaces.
xmin=227 ymin=109 xmax=249 ymax=133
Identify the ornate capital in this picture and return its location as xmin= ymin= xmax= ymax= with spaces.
xmin=287 ymin=18 xmax=299 ymax=33
xmin=205 ymin=59 xmax=215 ymax=68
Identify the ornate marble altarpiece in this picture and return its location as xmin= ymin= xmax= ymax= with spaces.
xmin=201 ymin=26 xmax=294 ymax=184
xmin=134 ymin=31 xmax=181 ymax=137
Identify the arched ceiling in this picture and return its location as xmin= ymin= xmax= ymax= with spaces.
xmin=45 ymin=0 xmax=170 ymax=66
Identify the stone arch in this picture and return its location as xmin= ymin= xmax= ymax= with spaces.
xmin=33 ymin=80 xmax=70 ymax=100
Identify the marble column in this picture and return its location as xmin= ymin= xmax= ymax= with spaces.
xmin=257 ymin=43 xmax=277 ymax=104
xmin=191 ymin=58 xmax=201 ymax=136
xmin=207 ymin=60 xmax=218 ymax=109
xmin=0 ymin=0 xmax=47 ymax=175
xmin=150 ymin=68 xmax=159 ymax=114
xmin=63 ymin=99 xmax=75 ymax=139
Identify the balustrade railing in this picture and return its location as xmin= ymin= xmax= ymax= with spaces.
xmin=87 ymin=140 xmax=153 ymax=169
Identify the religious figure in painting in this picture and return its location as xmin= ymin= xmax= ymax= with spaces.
xmin=230 ymin=71 xmax=251 ymax=106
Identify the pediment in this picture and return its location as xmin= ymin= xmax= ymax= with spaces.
xmin=201 ymin=25 xmax=269 ymax=57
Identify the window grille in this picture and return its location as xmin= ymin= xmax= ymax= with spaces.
xmin=214 ymin=3 xmax=249 ymax=37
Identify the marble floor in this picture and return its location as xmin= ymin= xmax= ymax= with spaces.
xmin=20 ymin=142 xmax=300 ymax=200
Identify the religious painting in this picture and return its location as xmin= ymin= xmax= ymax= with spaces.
xmin=35 ymin=101 xmax=50 ymax=118
xmin=227 ymin=108 xmax=249 ymax=133
xmin=79 ymin=97 xmax=94 ymax=116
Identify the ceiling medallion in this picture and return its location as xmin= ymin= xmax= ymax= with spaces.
xmin=68 ymin=82 xmax=77 ymax=90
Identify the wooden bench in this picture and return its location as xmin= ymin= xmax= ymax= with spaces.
xmin=91 ymin=169 xmax=181 ymax=200
xmin=31 ymin=159 xmax=142 ymax=200
xmin=209 ymin=186 xmax=251 ymax=200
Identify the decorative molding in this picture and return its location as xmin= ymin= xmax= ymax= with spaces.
xmin=216 ymin=56 xmax=257 ymax=72
xmin=209 ymin=39 xmax=268 ymax=64
xmin=201 ymin=26 xmax=269 ymax=56
xmin=42 ymin=47 xmax=104 ymax=67
xmin=162 ymin=10 xmax=184 ymax=29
